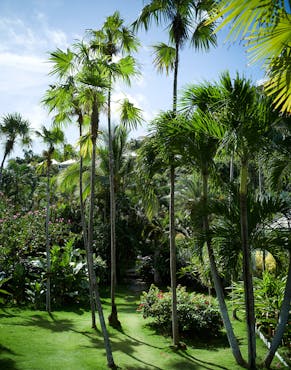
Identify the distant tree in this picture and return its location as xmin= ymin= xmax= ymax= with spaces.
xmin=36 ymin=126 xmax=64 ymax=313
xmin=0 ymin=113 xmax=31 ymax=185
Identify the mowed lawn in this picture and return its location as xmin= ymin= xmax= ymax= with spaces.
xmin=0 ymin=289 xmax=286 ymax=370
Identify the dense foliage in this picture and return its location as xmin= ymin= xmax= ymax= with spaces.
xmin=0 ymin=2 xmax=290 ymax=368
xmin=138 ymin=284 xmax=223 ymax=337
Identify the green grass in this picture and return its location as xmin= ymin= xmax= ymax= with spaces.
xmin=0 ymin=289 xmax=287 ymax=369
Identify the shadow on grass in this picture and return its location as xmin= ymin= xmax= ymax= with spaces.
xmin=176 ymin=350 xmax=229 ymax=370
xmin=115 ymin=326 xmax=164 ymax=350
xmin=0 ymin=357 xmax=18 ymax=370
xmin=142 ymin=322 xmax=230 ymax=351
xmin=52 ymin=305 xmax=86 ymax=316
xmin=0 ymin=307 xmax=18 ymax=319
xmin=23 ymin=313 xmax=75 ymax=332
xmin=184 ymin=333 xmax=230 ymax=351
xmin=0 ymin=344 xmax=17 ymax=356
xmin=123 ymin=353 xmax=163 ymax=370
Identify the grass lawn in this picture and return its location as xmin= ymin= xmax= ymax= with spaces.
xmin=0 ymin=288 xmax=287 ymax=370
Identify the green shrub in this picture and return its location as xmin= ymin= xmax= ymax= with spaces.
xmin=138 ymin=284 xmax=223 ymax=337
xmin=230 ymin=272 xmax=290 ymax=346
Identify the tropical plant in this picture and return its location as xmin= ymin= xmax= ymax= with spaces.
xmin=138 ymin=284 xmax=223 ymax=337
xmin=0 ymin=113 xmax=31 ymax=185
xmin=208 ymin=0 xmax=291 ymax=113
xmin=36 ymin=125 xmax=65 ymax=313
xmin=89 ymin=13 xmax=140 ymax=327
xmin=43 ymin=48 xmax=97 ymax=328
xmin=158 ymin=103 xmax=245 ymax=365
xmin=133 ymin=0 xmax=217 ymax=346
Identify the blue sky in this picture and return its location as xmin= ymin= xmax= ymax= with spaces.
xmin=0 ymin=0 xmax=265 ymax=158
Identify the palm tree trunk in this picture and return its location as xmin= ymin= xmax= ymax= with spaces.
xmin=202 ymin=171 xmax=246 ymax=367
xmin=170 ymin=164 xmax=179 ymax=346
xmin=264 ymin=252 xmax=291 ymax=368
xmin=240 ymin=160 xmax=256 ymax=369
xmin=46 ymin=163 xmax=51 ymax=313
xmin=88 ymin=100 xmax=115 ymax=369
xmin=107 ymin=83 xmax=120 ymax=328
xmin=78 ymin=117 xmax=96 ymax=329
xmin=169 ymin=41 xmax=179 ymax=347
xmin=0 ymin=151 xmax=8 ymax=185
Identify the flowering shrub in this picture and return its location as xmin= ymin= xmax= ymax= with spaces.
xmin=138 ymin=284 xmax=223 ymax=337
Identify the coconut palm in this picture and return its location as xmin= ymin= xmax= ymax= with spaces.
xmin=133 ymin=0 xmax=216 ymax=346
xmin=88 ymin=13 xmax=140 ymax=327
xmin=0 ymin=113 xmax=31 ymax=185
xmin=36 ymin=125 xmax=64 ymax=313
xmin=208 ymin=0 xmax=291 ymax=113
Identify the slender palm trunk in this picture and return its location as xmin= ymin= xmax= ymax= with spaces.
xmin=258 ymin=160 xmax=266 ymax=272
xmin=264 ymin=252 xmax=291 ymax=368
xmin=107 ymin=81 xmax=120 ymax=328
xmin=87 ymin=100 xmax=115 ymax=368
xmin=169 ymin=42 xmax=179 ymax=347
xmin=170 ymin=164 xmax=178 ymax=345
xmin=45 ymin=162 xmax=51 ymax=313
xmin=0 ymin=151 xmax=8 ymax=185
xmin=78 ymin=117 xmax=96 ymax=329
xmin=202 ymin=170 xmax=246 ymax=367
xmin=240 ymin=160 xmax=256 ymax=369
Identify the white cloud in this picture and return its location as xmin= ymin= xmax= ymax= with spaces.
xmin=0 ymin=13 xmax=69 ymax=159
xmin=0 ymin=52 xmax=47 ymax=73
xmin=0 ymin=14 xmax=68 ymax=54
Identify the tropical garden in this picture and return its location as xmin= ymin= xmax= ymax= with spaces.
xmin=0 ymin=1 xmax=290 ymax=369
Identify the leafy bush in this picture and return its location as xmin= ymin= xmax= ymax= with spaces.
xmin=230 ymin=272 xmax=290 ymax=346
xmin=138 ymin=284 xmax=223 ymax=337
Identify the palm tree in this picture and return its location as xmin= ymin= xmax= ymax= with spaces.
xmin=208 ymin=0 xmax=291 ymax=113
xmin=209 ymin=72 xmax=276 ymax=368
xmin=89 ymin=15 xmax=139 ymax=327
xmin=73 ymin=42 xmax=116 ymax=369
xmin=0 ymin=113 xmax=31 ymax=185
xmin=133 ymin=0 xmax=216 ymax=347
xmin=43 ymin=51 xmax=98 ymax=328
xmin=45 ymin=41 xmax=116 ymax=367
xmin=36 ymin=125 xmax=64 ymax=313
xmin=157 ymin=102 xmax=246 ymax=366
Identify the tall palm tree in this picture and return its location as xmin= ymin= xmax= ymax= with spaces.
xmin=43 ymin=51 xmax=98 ymax=328
xmin=36 ymin=126 xmax=64 ymax=313
xmin=0 ymin=113 xmax=31 ymax=185
xmin=89 ymin=15 xmax=140 ymax=327
xmin=45 ymin=42 xmax=116 ymax=367
xmin=157 ymin=103 xmax=246 ymax=366
xmin=133 ymin=0 xmax=216 ymax=347
xmin=73 ymin=42 xmax=116 ymax=369
xmin=197 ymin=72 xmax=278 ymax=368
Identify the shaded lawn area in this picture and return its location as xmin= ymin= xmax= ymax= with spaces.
xmin=0 ymin=289 xmax=286 ymax=370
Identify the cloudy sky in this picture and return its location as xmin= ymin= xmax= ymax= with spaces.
xmin=0 ymin=0 xmax=265 ymax=158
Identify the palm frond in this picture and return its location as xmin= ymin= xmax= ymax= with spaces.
xmin=152 ymin=43 xmax=176 ymax=75
xmin=48 ymin=48 xmax=75 ymax=78
xmin=119 ymin=98 xmax=144 ymax=130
